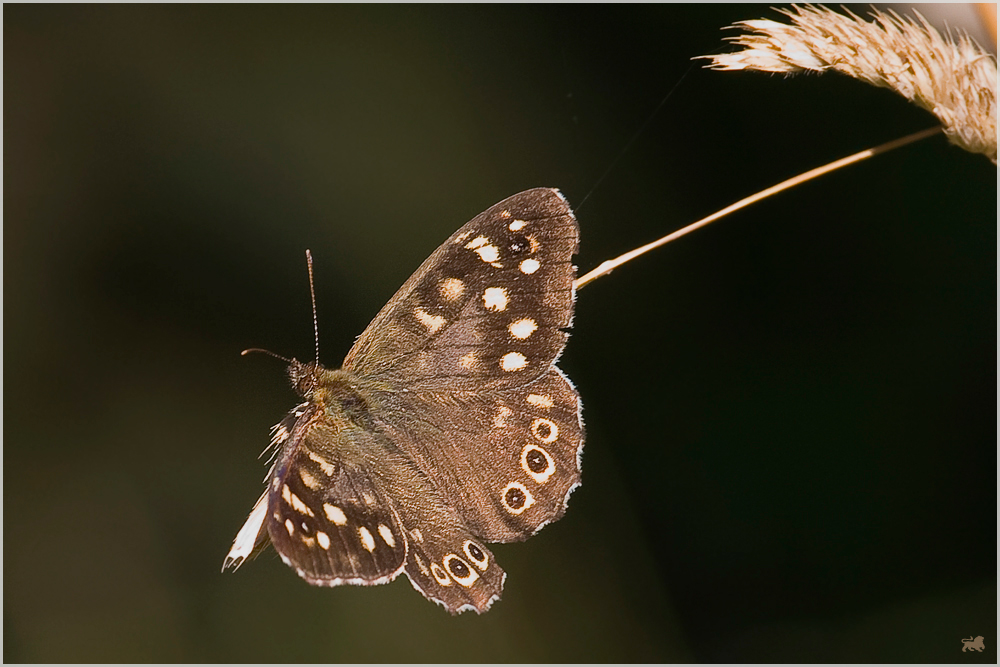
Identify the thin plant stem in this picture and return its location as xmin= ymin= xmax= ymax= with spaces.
xmin=574 ymin=125 xmax=943 ymax=290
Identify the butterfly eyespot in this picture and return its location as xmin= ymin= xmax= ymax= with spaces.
xmin=444 ymin=555 xmax=479 ymax=587
xmin=509 ymin=235 xmax=530 ymax=253
xmin=463 ymin=540 xmax=489 ymax=570
xmin=521 ymin=444 xmax=555 ymax=484
xmin=430 ymin=562 xmax=452 ymax=586
xmin=445 ymin=556 xmax=468 ymax=578
xmin=501 ymin=482 xmax=535 ymax=514
xmin=530 ymin=418 xmax=558 ymax=443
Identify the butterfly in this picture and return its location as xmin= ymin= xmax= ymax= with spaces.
xmin=224 ymin=188 xmax=583 ymax=614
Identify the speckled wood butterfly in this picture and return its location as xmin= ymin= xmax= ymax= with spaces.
xmin=224 ymin=188 xmax=583 ymax=613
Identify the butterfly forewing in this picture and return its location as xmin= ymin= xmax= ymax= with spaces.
xmin=343 ymin=188 xmax=578 ymax=393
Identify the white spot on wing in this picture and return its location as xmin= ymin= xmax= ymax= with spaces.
xmin=284 ymin=518 xmax=295 ymax=535
xmin=323 ymin=503 xmax=348 ymax=526
xmin=508 ymin=219 xmax=527 ymax=231
xmin=500 ymin=351 xmax=528 ymax=372
xmin=378 ymin=524 xmax=396 ymax=548
xmin=493 ymin=405 xmax=512 ymax=428
xmin=483 ymin=287 xmax=508 ymax=311
xmin=520 ymin=258 xmax=540 ymax=274
xmin=459 ymin=352 xmax=477 ymax=370
xmin=465 ymin=236 xmax=500 ymax=263
xmin=509 ymin=318 xmax=537 ymax=339
xmin=527 ymin=393 xmax=554 ymax=409
xmin=478 ymin=245 xmax=500 ymax=263
xmin=439 ymin=277 xmax=465 ymax=301
xmin=299 ymin=468 xmax=320 ymax=490
xmin=307 ymin=450 xmax=336 ymax=476
xmin=289 ymin=491 xmax=315 ymax=517
xmin=358 ymin=526 xmax=376 ymax=552
xmin=317 ymin=531 xmax=331 ymax=549
xmin=415 ymin=307 xmax=446 ymax=333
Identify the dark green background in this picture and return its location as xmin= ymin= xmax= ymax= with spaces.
xmin=5 ymin=4 xmax=995 ymax=663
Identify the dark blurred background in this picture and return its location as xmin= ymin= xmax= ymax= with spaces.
xmin=4 ymin=4 xmax=995 ymax=663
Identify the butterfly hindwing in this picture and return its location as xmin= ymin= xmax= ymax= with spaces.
xmin=265 ymin=404 xmax=408 ymax=586
xmin=375 ymin=367 xmax=583 ymax=542
xmin=402 ymin=519 xmax=505 ymax=614
xmin=343 ymin=188 xmax=578 ymax=393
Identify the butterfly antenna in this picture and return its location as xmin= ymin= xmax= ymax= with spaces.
xmin=241 ymin=348 xmax=293 ymax=363
xmin=306 ymin=249 xmax=320 ymax=363
xmin=576 ymin=65 xmax=692 ymax=212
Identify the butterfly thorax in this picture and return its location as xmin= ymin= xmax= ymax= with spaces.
xmin=288 ymin=360 xmax=375 ymax=429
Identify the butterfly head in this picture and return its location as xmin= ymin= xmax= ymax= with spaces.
xmin=288 ymin=358 xmax=324 ymax=398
